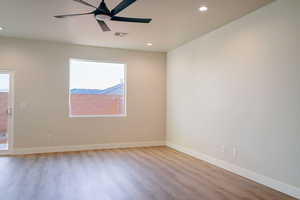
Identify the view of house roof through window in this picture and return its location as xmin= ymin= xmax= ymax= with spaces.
xmin=69 ymin=59 xmax=126 ymax=117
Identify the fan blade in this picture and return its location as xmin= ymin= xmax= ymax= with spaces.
xmin=111 ymin=0 xmax=136 ymax=15
xmin=97 ymin=20 xmax=111 ymax=32
xmin=54 ymin=12 xmax=94 ymax=18
xmin=73 ymin=0 xmax=97 ymax=9
xmin=111 ymin=16 xmax=152 ymax=23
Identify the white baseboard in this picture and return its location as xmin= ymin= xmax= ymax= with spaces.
xmin=11 ymin=141 xmax=165 ymax=155
xmin=166 ymin=142 xmax=300 ymax=200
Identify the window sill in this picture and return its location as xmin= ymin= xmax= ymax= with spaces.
xmin=69 ymin=114 xmax=127 ymax=118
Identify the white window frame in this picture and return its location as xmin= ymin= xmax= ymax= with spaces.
xmin=68 ymin=58 xmax=127 ymax=118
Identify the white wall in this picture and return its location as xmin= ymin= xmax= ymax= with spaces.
xmin=0 ymin=37 xmax=166 ymax=148
xmin=167 ymin=0 xmax=300 ymax=190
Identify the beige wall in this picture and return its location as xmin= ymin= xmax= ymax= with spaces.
xmin=0 ymin=37 xmax=166 ymax=148
xmin=167 ymin=0 xmax=300 ymax=188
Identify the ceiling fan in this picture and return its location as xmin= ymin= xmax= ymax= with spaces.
xmin=54 ymin=0 xmax=152 ymax=32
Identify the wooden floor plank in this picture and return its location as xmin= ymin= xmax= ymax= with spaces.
xmin=0 ymin=147 xmax=296 ymax=200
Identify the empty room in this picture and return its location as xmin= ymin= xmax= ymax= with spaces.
xmin=0 ymin=0 xmax=299 ymax=199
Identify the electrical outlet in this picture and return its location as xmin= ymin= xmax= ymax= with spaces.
xmin=221 ymin=145 xmax=225 ymax=153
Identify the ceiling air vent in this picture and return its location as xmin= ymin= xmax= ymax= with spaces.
xmin=115 ymin=32 xmax=128 ymax=37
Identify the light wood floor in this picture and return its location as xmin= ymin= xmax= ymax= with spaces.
xmin=0 ymin=147 xmax=296 ymax=200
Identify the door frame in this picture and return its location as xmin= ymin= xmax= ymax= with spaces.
xmin=0 ymin=70 xmax=15 ymax=154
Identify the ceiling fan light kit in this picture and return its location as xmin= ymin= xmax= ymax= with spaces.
xmin=54 ymin=0 xmax=152 ymax=32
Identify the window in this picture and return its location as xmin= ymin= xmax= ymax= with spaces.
xmin=69 ymin=59 xmax=126 ymax=117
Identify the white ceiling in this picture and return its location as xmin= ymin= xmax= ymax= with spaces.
xmin=0 ymin=0 xmax=272 ymax=52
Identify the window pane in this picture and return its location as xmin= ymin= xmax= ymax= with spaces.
xmin=0 ymin=74 xmax=9 ymax=148
xmin=69 ymin=59 xmax=126 ymax=116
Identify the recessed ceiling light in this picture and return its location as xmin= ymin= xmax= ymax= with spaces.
xmin=0 ymin=27 xmax=3 ymax=31
xmin=146 ymin=42 xmax=153 ymax=46
xmin=199 ymin=6 xmax=208 ymax=12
